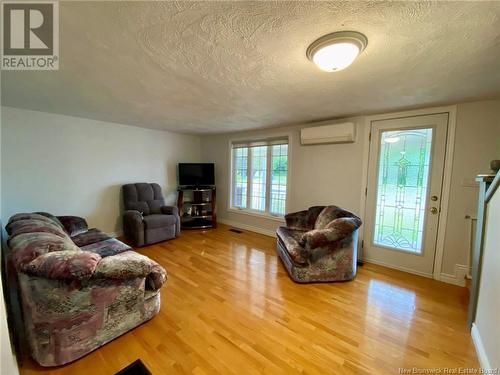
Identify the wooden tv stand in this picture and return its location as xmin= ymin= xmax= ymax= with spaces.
xmin=177 ymin=187 xmax=217 ymax=229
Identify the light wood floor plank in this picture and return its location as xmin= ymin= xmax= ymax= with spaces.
xmin=19 ymin=225 xmax=478 ymax=374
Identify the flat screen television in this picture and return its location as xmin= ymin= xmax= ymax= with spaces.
xmin=178 ymin=163 xmax=215 ymax=187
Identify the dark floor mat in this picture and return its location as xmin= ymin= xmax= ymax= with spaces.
xmin=115 ymin=359 xmax=152 ymax=375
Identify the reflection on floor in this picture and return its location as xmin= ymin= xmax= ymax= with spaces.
xmin=20 ymin=224 xmax=478 ymax=375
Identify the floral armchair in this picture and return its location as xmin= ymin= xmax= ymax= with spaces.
xmin=276 ymin=206 xmax=362 ymax=283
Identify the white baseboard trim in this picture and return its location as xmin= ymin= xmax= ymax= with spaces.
xmin=362 ymin=258 xmax=433 ymax=278
xmin=438 ymin=264 xmax=468 ymax=287
xmin=218 ymin=218 xmax=276 ymax=238
xmin=363 ymin=258 xmax=432 ymax=279
xmin=471 ymin=323 xmax=492 ymax=370
xmin=363 ymin=258 xmax=469 ymax=286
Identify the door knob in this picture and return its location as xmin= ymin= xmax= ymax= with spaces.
xmin=431 ymin=196 xmax=438 ymax=201
xmin=430 ymin=207 xmax=438 ymax=214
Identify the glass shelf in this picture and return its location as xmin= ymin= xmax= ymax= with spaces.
xmin=181 ymin=215 xmax=212 ymax=220
xmin=178 ymin=186 xmax=216 ymax=229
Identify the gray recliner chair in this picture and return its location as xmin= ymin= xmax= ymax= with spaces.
xmin=122 ymin=183 xmax=180 ymax=246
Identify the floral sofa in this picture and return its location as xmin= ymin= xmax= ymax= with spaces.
xmin=5 ymin=212 xmax=167 ymax=367
xmin=276 ymin=206 xmax=362 ymax=283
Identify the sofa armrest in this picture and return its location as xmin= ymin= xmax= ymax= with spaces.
xmin=123 ymin=210 xmax=145 ymax=246
xmin=56 ymin=216 xmax=89 ymax=237
xmin=284 ymin=210 xmax=308 ymax=230
xmin=161 ymin=206 xmax=179 ymax=216
xmin=92 ymin=251 xmax=167 ymax=290
xmin=124 ymin=210 xmax=143 ymax=221
xmin=301 ymin=217 xmax=361 ymax=250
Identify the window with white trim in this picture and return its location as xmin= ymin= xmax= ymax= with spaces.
xmin=231 ymin=138 xmax=289 ymax=216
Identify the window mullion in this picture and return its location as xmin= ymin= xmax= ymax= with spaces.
xmin=230 ymin=138 xmax=288 ymax=217
xmin=247 ymin=147 xmax=252 ymax=210
xmin=265 ymin=145 xmax=272 ymax=214
xmin=231 ymin=149 xmax=236 ymax=207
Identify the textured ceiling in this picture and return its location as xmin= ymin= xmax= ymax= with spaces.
xmin=2 ymin=1 xmax=500 ymax=134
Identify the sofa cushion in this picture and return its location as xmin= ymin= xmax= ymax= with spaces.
xmin=57 ymin=216 xmax=88 ymax=237
xmin=81 ymin=238 xmax=131 ymax=258
xmin=276 ymin=226 xmax=308 ymax=265
xmin=143 ymin=214 xmax=177 ymax=230
xmin=34 ymin=212 xmax=66 ymax=230
xmin=7 ymin=213 xmax=64 ymax=231
xmin=9 ymin=232 xmax=81 ymax=271
xmin=71 ymin=228 xmax=111 ymax=247
xmin=25 ymin=250 xmax=101 ymax=280
xmin=7 ymin=219 xmax=70 ymax=240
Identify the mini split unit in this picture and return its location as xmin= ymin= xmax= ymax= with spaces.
xmin=300 ymin=121 xmax=356 ymax=145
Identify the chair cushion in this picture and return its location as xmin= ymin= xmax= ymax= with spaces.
xmin=314 ymin=206 xmax=354 ymax=229
xmin=127 ymin=201 xmax=150 ymax=215
xmin=71 ymin=228 xmax=111 ymax=247
xmin=143 ymin=214 xmax=177 ymax=229
xmin=306 ymin=206 xmax=327 ymax=229
xmin=276 ymin=227 xmax=308 ymax=265
xmin=123 ymin=183 xmax=165 ymax=215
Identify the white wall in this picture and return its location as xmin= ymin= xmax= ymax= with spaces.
xmin=201 ymin=99 xmax=500 ymax=277
xmin=201 ymin=117 xmax=366 ymax=235
xmin=442 ymin=100 xmax=500 ymax=274
xmin=1 ymin=107 xmax=201 ymax=235
xmin=473 ymin=179 xmax=500 ymax=369
xmin=1 ymin=100 xmax=498 ymax=274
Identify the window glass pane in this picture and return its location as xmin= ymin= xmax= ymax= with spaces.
xmin=233 ymin=147 xmax=248 ymax=208
xmin=373 ymin=128 xmax=433 ymax=253
xmin=270 ymin=144 xmax=288 ymax=215
xmin=250 ymin=146 xmax=267 ymax=211
xmin=231 ymin=139 xmax=288 ymax=216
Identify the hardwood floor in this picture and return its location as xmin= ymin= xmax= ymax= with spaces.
xmin=20 ymin=225 xmax=478 ymax=374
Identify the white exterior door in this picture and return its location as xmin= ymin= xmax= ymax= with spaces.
xmin=363 ymin=113 xmax=448 ymax=276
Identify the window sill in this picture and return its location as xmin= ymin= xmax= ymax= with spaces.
xmin=228 ymin=208 xmax=285 ymax=222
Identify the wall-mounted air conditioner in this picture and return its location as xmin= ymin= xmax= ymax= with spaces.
xmin=300 ymin=122 xmax=356 ymax=145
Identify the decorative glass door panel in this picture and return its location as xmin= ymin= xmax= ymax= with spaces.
xmin=373 ymin=128 xmax=433 ymax=253
xmin=363 ymin=113 xmax=448 ymax=276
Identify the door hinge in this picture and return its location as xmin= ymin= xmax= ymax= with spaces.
xmin=368 ymin=131 xmax=371 ymax=142
xmin=361 ymin=240 xmax=364 ymax=248
xmin=365 ymin=187 xmax=368 ymax=196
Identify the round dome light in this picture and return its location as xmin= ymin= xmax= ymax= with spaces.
xmin=307 ymin=31 xmax=368 ymax=72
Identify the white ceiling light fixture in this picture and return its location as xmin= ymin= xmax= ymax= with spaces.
xmin=307 ymin=31 xmax=368 ymax=72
